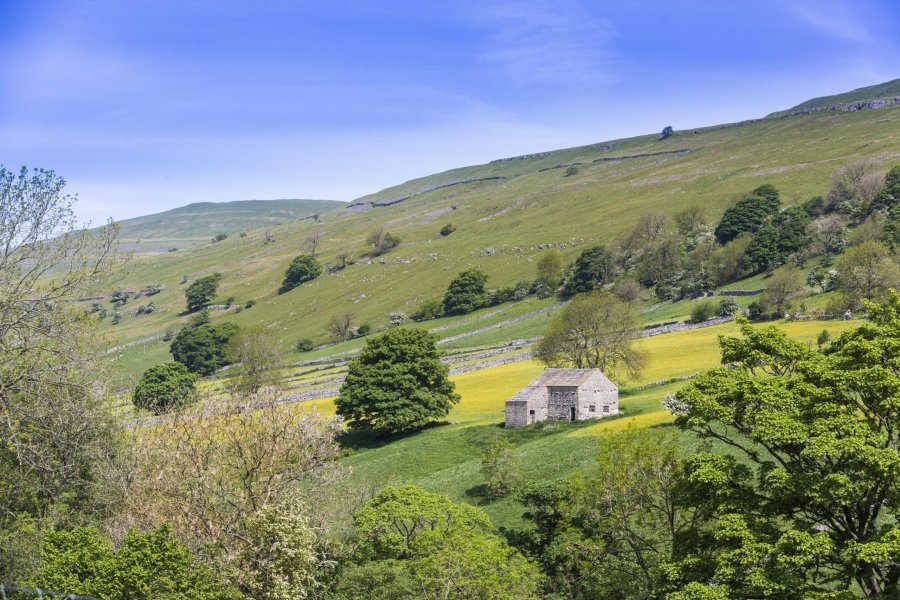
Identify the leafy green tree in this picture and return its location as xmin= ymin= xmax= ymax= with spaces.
xmin=535 ymin=250 xmax=564 ymax=296
xmin=872 ymin=164 xmax=900 ymax=213
xmin=535 ymin=291 xmax=646 ymax=378
xmin=442 ymin=269 xmax=489 ymax=315
xmin=185 ymin=274 xmax=221 ymax=312
xmin=744 ymin=206 xmax=810 ymax=272
xmin=226 ymin=325 xmax=282 ymax=396
xmin=689 ymin=299 xmax=718 ymax=323
xmin=713 ymin=185 xmax=781 ymax=244
xmin=280 ymin=254 xmax=322 ymax=293
xmin=834 ymin=240 xmax=900 ymax=307
xmin=336 ymin=328 xmax=459 ymax=435
xmin=132 ymin=362 xmax=198 ymax=414
xmin=411 ymin=298 xmax=443 ymax=321
xmin=439 ymin=223 xmax=456 ymax=236
xmin=481 ymin=439 xmax=521 ymax=498
xmin=661 ymin=125 xmax=674 ymax=139
xmin=170 ymin=322 xmax=240 ymax=375
xmin=352 ymin=486 xmax=542 ymax=599
xmin=707 ymin=234 xmax=752 ymax=285
xmin=669 ymin=302 xmax=900 ymax=597
xmin=760 ymin=263 xmax=806 ymax=315
xmin=562 ymin=245 xmax=618 ymax=296
xmin=333 ymin=560 xmax=419 ymax=600
xmin=33 ymin=526 xmax=237 ymax=600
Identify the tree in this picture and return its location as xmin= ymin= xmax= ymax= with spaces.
xmin=810 ymin=213 xmax=848 ymax=255
xmin=303 ymin=231 xmax=322 ymax=257
xmin=668 ymin=304 xmax=900 ymax=597
xmin=327 ymin=311 xmax=356 ymax=342
xmin=562 ymin=245 xmax=617 ymax=296
xmin=336 ymin=328 xmax=459 ymax=435
xmin=352 ymin=486 xmax=542 ymax=599
xmin=535 ymin=291 xmax=646 ymax=379
xmin=707 ymin=234 xmax=751 ymax=285
xmin=226 ymin=326 xmax=282 ymax=396
xmin=367 ymin=227 xmax=400 ymax=256
xmin=0 ymin=166 xmax=125 ymax=581
xmin=714 ymin=186 xmax=781 ymax=244
xmin=760 ymin=263 xmax=806 ymax=314
xmin=442 ymin=269 xmax=488 ymax=315
xmin=185 ymin=274 xmax=221 ymax=312
xmin=827 ymin=160 xmax=885 ymax=220
xmin=280 ymin=254 xmax=322 ymax=293
xmin=439 ymin=224 xmax=456 ymax=236
xmin=743 ymin=207 xmax=810 ymax=272
xmin=32 ymin=526 xmax=236 ymax=600
xmin=411 ymin=298 xmax=443 ymax=321
xmin=535 ymin=250 xmax=564 ymax=296
xmin=132 ymin=362 xmax=198 ymax=414
xmin=128 ymin=393 xmax=341 ymax=564
xmin=481 ymin=439 xmax=520 ymax=498
xmin=661 ymin=125 xmax=674 ymax=139
xmin=170 ymin=322 xmax=240 ymax=375
xmin=834 ymin=240 xmax=900 ymax=307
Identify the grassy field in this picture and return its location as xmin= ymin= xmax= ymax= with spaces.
xmin=84 ymin=104 xmax=899 ymax=383
xmin=279 ymin=317 xmax=863 ymax=528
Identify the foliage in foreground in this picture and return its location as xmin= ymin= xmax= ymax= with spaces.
xmin=336 ymin=328 xmax=459 ymax=435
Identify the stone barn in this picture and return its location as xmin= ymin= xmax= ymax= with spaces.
xmin=505 ymin=368 xmax=618 ymax=428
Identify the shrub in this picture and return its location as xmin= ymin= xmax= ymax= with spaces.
xmin=439 ymin=224 xmax=456 ymax=236
xmin=355 ymin=323 xmax=371 ymax=337
xmin=367 ymin=228 xmax=401 ymax=256
xmin=244 ymin=299 xmax=256 ymax=309
xmin=336 ymin=328 xmax=459 ymax=435
xmin=212 ymin=232 xmax=228 ymax=242
xmin=133 ymin=362 xmax=198 ymax=413
xmin=411 ymin=298 xmax=443 ymax=321
xmin=661 ymin=125 xmax=674 ymax=139
xmin=564 ymin=165 xmax=578 ymax=176
xmin=170 ymin=322 xmax=240 ymax=375
xmin=185 ymin=274 xmax=221 ymax=312
xmin=295 ymin=338 xmax=315 ymax=352
xmin=188 ymin=309 xmax=211 ymax=328
xmin=717 ymin=296 xmax=739 ymax=317
xmin=389 ymin=311 xmax=407 ymax=326
xmin=280 ymin=255 xmax=322 ymax=293
xmin=442 ymin=269 xmax=489 ymax=315
xmin=714 ymin=185 xmax=781 ymax=244
xmin=481 ymin=439 xmax=520 ymax=498
xmin=689 ymin=299 xmax=718 ymax=324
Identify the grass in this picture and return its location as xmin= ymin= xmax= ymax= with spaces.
xmin=84 ymin=105 xmax=899 ymax=383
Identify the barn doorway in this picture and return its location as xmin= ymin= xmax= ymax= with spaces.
xmin=570 ymin=407 xmax=576 ymax=422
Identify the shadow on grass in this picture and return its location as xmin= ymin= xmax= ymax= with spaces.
xmin=464 ymin=483 xmax=492 ymax=505
xmin=337 ymin=420 xmax=453 ymax=452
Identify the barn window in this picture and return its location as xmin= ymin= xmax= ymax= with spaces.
xmin=602 ymin=405 xmax=610 ymax=413
xmin=589 ymin=405 xmax=596 ymax=412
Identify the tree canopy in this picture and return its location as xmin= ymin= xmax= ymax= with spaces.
xmin=280 ymin=254 xmax=322 ymax=293
xmin=336 ymin=328 xmax=459 ymax=435
xmin=170 ymin=322 xmax=240 ymax=375
xmin=535 ymin=291 xmax=646 ymax=378
xmin=563 ymin=245 xmax=617 ymax=296
xmin=714 ymin=185 xmax=782 ymax=244
xmin=185 ymin=274 xmax=221 ymax=312
xmin=132 ymin=362 xmax=198 ymax=414
xmin=442 ymin=269 xmax=489 ymax=315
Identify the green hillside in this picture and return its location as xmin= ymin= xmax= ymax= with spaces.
xmin=110 ymin=198 xmax=344 ymax=254
xmin=93 ymin=99 xmax=900 ymax=387
xmin=768 ymin=77 xmax=900 ymax=117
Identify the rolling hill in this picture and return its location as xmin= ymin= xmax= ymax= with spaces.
xmin=767 ymin=77 xmax=900 ymax=117
xmin=109 ymin=198 xmax=344 ymax=254
xmin=90 ymin=81 xmax=900 ymax=387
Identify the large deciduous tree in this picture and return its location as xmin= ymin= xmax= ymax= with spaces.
xmin=442 ymin=269 xmax=489 ymax=315
xmin=336 ymin=328 xmax=459 ymax=435
xmin=280 ymin=254 xmax=322 ymax=293
xmin=713 ymin=185 xmax=781 ymax=244
xmin=0 ymin=166 xmax=125 ymax=581
xmin=225 ymin=325 xmax=282 ymax=395
xmin=184 ymin=274 xmax=221 ymax=312
xmin=535 ymin=291 xmax=646 ymax=379
xmin=132 ymin=362 xmax=198 ymax=414
xmin=170 ymin=321 xmax=240 ymax=375
xmin=668 ymin=300 xmax=900 ymax=597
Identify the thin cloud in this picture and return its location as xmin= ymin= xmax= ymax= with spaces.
xmin=467 ymin=0 xmax=616 ymax=86
xmin=783 ymin=0 xmax=883 ymax=45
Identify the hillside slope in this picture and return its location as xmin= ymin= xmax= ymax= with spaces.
xmin=111 ymin=199 xmax=343 ymax=253
xmin=94 ymin=99 xmax=900 ymax=383
xmin=768 ymin=77 xmax=900 ymax=117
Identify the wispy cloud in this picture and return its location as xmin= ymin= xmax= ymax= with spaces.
xmin=465 ymin=0 xmax=616 ymax=86
xmin=783 ymin=0 xmax=884 ymax=45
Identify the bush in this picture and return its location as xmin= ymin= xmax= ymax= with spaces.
xmin=481 ymin=439 xmax=520 ymax=498
xmin=411 ymin=298 xmax=443 ymax=321
xmin=367 ymin=228 xmax=401 ymax=256
xmin=747 ymin=300 xmax=764 ymax=320
xmin=244 ymin=299 xmax=256 ymax=309
xmin=185 ymin=274 xmax=221 ymax=312
xmin=336 ymin=328 xmax=459 ymax=435
xmin=564 ymin=165 xmax=578 ymax=176
xmin=355 ymin=323 xmax=371 ymax=337
xmin=170 ymin=322 xmax=240 ymax=375
xmin=439 ymin=224 xmax=456 ymax=236
xmin=717 ymin=296 xmax=739 ymax=317
xmin=442 ymin=269 xmax=489 ymax=315
xmin=295 ymin=338 xmax=315 ymax=352
xmin=563 ymin=245 xmax=617 ymax=296
xmin=133 ymin=362 xmax=198 ymax=414
xmin=280 ymin=255 xmax=322 ymax=293
xmin=212 ymin=232 xmax=228 ymax=242
xmin=689 ymin=299 xmax=718 ymax=324
xmin=188 ymin=309 xmax=211 ymax=328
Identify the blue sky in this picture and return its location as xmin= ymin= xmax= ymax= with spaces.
xmin=1 ymin=0 xmax=897 ymax=224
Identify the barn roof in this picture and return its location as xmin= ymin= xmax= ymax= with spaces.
xmin=529 ymin=368 xmax=615 ymax=388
